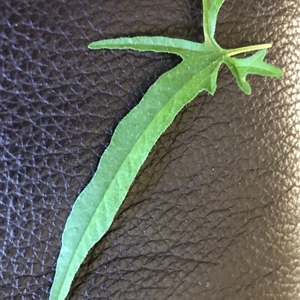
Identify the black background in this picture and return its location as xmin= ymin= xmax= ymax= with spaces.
xmin=1 ymin=0 xmax=299 ymax=299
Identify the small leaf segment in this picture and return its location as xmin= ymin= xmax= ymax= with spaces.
xmin=49 ymin=0 xmax=282 ymax=299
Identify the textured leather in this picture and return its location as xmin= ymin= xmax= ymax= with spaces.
xmin=1 ymin=0 xmax=299 ymax=299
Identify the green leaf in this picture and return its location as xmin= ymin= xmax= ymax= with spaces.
xmin=225 ymin=50 xmax=283 ymax=94
xmin=88 ymin=36 xmax=208 ymax=57
xmin=203 ymin=0 xmax=226 ymax=44
xmin=49 ymin=1 xmax=282 ymax=299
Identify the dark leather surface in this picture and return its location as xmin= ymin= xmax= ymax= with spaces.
xmin=1 ymin=0 xmax=299 ymax=299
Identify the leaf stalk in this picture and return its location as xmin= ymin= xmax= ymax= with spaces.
xmin=226 ymin=43 xmax=272 ymax=57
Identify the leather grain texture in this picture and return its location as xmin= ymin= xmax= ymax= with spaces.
xmin=1 ymin=0 xmax=299 ymax=299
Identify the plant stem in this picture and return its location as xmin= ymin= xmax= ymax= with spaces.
xmin=226 ymin=43 xmax=272 ymax=57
